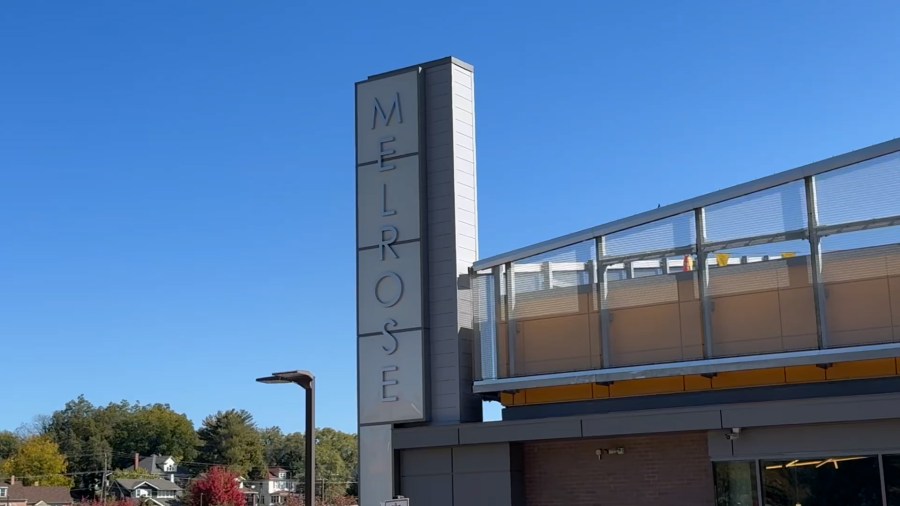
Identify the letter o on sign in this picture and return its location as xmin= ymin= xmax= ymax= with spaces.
xmin=375 ymin=271 xmax=403 ymax=307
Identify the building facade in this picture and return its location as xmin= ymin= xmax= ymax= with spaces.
xmin=356 ymin=57 xmax=900 ymax=506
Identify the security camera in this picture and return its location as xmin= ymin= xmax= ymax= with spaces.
xmin=725 ymin=428 xmax=741 ymax=441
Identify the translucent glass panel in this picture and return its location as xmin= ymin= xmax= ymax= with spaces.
xmin=816 ymin=151 xmax=900 ymax=226
xmin=601 ymin=214 xmax=702 ymax=367
xmin=707 ymin=240 xmax=816 ymax=357
xmin=509 ymin=240 xmax=599 ymax=376
xmin=472 ymin=270 xmax=498 ymax=380
xmin=705 ymin=181 xmax=807 ymax=244
xmin=604 ymin=211 xmax=696 ymax=257
xmin=821 ymin=226 xmax=900 ymax=347
xmin=704 ymin=182 xmax=815 ymax=358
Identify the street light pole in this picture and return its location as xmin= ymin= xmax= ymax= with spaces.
xmin=256 ymin=370 xmax=315 ymax=506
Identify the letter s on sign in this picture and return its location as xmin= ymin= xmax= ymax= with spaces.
xmin=382 ymin=318 xmax=399 ymax=355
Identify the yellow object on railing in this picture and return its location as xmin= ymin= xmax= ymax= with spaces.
xmin=716 ymin=253 xmax=731 ymax=267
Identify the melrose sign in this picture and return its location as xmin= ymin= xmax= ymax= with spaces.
xmin=356 ymin=68 xmax=427 ymax=425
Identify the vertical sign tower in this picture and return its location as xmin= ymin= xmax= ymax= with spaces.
xmin=356 ymin=57 xmax=480 ymax=506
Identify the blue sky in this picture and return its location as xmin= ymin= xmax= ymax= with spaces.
xmin=2 ymin=1 xmax=899 ymax=435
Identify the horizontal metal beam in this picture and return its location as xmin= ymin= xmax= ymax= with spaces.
xmin=472 ymin=342 xmax=900 ymax=393
xmin=817 ymin=214 xmax=900 ymax=238
xmin=474 ymin=138 xmax=900 ymax=271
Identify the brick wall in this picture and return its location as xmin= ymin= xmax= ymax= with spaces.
xmin=524 ymin=432 xmax=714 ymax=506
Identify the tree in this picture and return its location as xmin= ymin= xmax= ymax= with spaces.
xmin=44 ymin=396 xmax=116 ymax=493
xmin=197 ymin=410 xmax=265 ymax=477
xmin=187 ymin=467 xmax=245 ymax=506
xmin=110 ymin=403 xmax=199 ymax=469
xmin=0 ymin=431 xmax=21 ymax=460
xmin=110 ymin=467 xmax=154 ymax=480
xmin=1 ymin=436 xmax=73 ymax=486
xmin=260 ymin=428 xmax=304 ymax=477
xmin=314 ymin=429 xmax=357 ymax=503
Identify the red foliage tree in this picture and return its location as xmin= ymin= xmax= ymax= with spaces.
xmin=188 ymin=467 xmax=246 ymax=506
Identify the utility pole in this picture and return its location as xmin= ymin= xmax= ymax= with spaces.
xmin=101 ymin=451 xmax=109 ymax=506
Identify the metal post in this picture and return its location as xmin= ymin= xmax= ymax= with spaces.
xmin=491 ymin=265 xmax=504 ymax=379
xmin=305 ymin=381 xmax=315 ymax=506
xmin=255 ymin=372 xmax=315 ymax=506
xmin=506 ymin=262 xmax=517 ymax=376
xmin=695 ymin=208 xmax=715 ymax=358
xmin=805 ymin=176 xmax=829 ymax=349
xmin=597 ymin=236 xmax=612 ymax=368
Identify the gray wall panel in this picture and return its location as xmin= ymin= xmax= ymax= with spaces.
xmin=725 ymin=419 xmax=900 ymax=459
xmin=359 ymin=424 xmax=393 ymax=506
xmin=722 ymin=392 xmax=900 ymax=428
xmin=424 ymin=60 xmax=481 ymax=425
xmin=459 ymin=419 xmax=582 ymax=445
xmin=393 ymin=426 xmax=460 ymax=449
xmin=582 ymin=409 xmax=722 ymax=437
xmin=706 ymin=431 xmax=735 ymax=460
xmin=452 ymin=444 xmax=513 ymax=473
xmin=453 ymin=472 xmax=512 ymax=506
xmin=399 ymin=448 xmax=452 ymax=476
xmin=399 ymin=475 xmax=453 ymax=506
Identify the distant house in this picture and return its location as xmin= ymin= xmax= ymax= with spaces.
xmin=111 ymin=478 xmax=182 ymax=506
xmin=250 ymin=468 xmax=297 ymax=506
xmin=135 ymin=455 xmax=179 ymax=483
xmin=235 ymin=476 xmax=259 ymax=506
xmin=0 ymin=479 xmax=73 ymax=506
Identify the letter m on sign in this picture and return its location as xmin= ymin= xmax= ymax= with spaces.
xmin=372 ymin=92 xmax=402 ymax=129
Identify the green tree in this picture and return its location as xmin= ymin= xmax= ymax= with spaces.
xmin=110 ymin=467 xmax=154 ymax=480
xmin=0 ymin=431 xmax=21 ymax=461
xmin=110 ymin=403 xmax=199 ymax=469
xmin=314 ymin=429 xmax=357 ymax=502
xmin=45 ymin=396 xmax=114 ymax=492
xmin=198 ymin=410 xmax=265 ymax=477
xmin=1 ymin=436 xmax=73 ymax=486
xmin=259 ymin=427 xmax=285 ymax=466
xmin=261 ymin=428 xmax=305 ymax=478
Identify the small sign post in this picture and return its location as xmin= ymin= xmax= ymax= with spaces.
xmin=382 ymin=497 xmax=410 ymax=506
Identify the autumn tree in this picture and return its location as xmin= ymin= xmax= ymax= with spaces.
xmin=187 ymin=467 xmax=245 ymax=506
xmin=198 ymin=410 xmax=265 ymax=477
xmin=1 ymin=436 xmax=73 ymax=486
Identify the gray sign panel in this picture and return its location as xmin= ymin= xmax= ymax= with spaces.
xmin=356 ymin=70 xmax=420 ymax=163
xmin=357 ymin=67 xmax=426 ymax=425
xmin=359 ymin=330 xmax=425 ymax=424
xmin=357 ymin=242 xmax=423 ymax=336
xmin=357 ymin=155 xmax=421 ymax=248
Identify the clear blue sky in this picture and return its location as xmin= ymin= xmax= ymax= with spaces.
xmin=2 ymin=1 xmax=899 ymax=435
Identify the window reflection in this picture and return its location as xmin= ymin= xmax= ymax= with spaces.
xmin=715 ymin=456 xmax=884 ymax=506
xmin=714 ymin=461 xmax=759 ymax=506
xmin=761 ymin=456 xmax=879 ymax=506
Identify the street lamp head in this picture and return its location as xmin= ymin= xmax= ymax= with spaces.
xmin=256 ymin=370 xmax=314 ymax=389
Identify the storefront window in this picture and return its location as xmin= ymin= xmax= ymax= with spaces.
xmin=883 ymin=455 xmax=900 ymax=505
xmin=714 ymin=461 xmax=759 ymax=506
xmin=715 ymin=456 xmax=887 ymax=506
xmin=761 ymin=456 xmax=880 ymax=506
